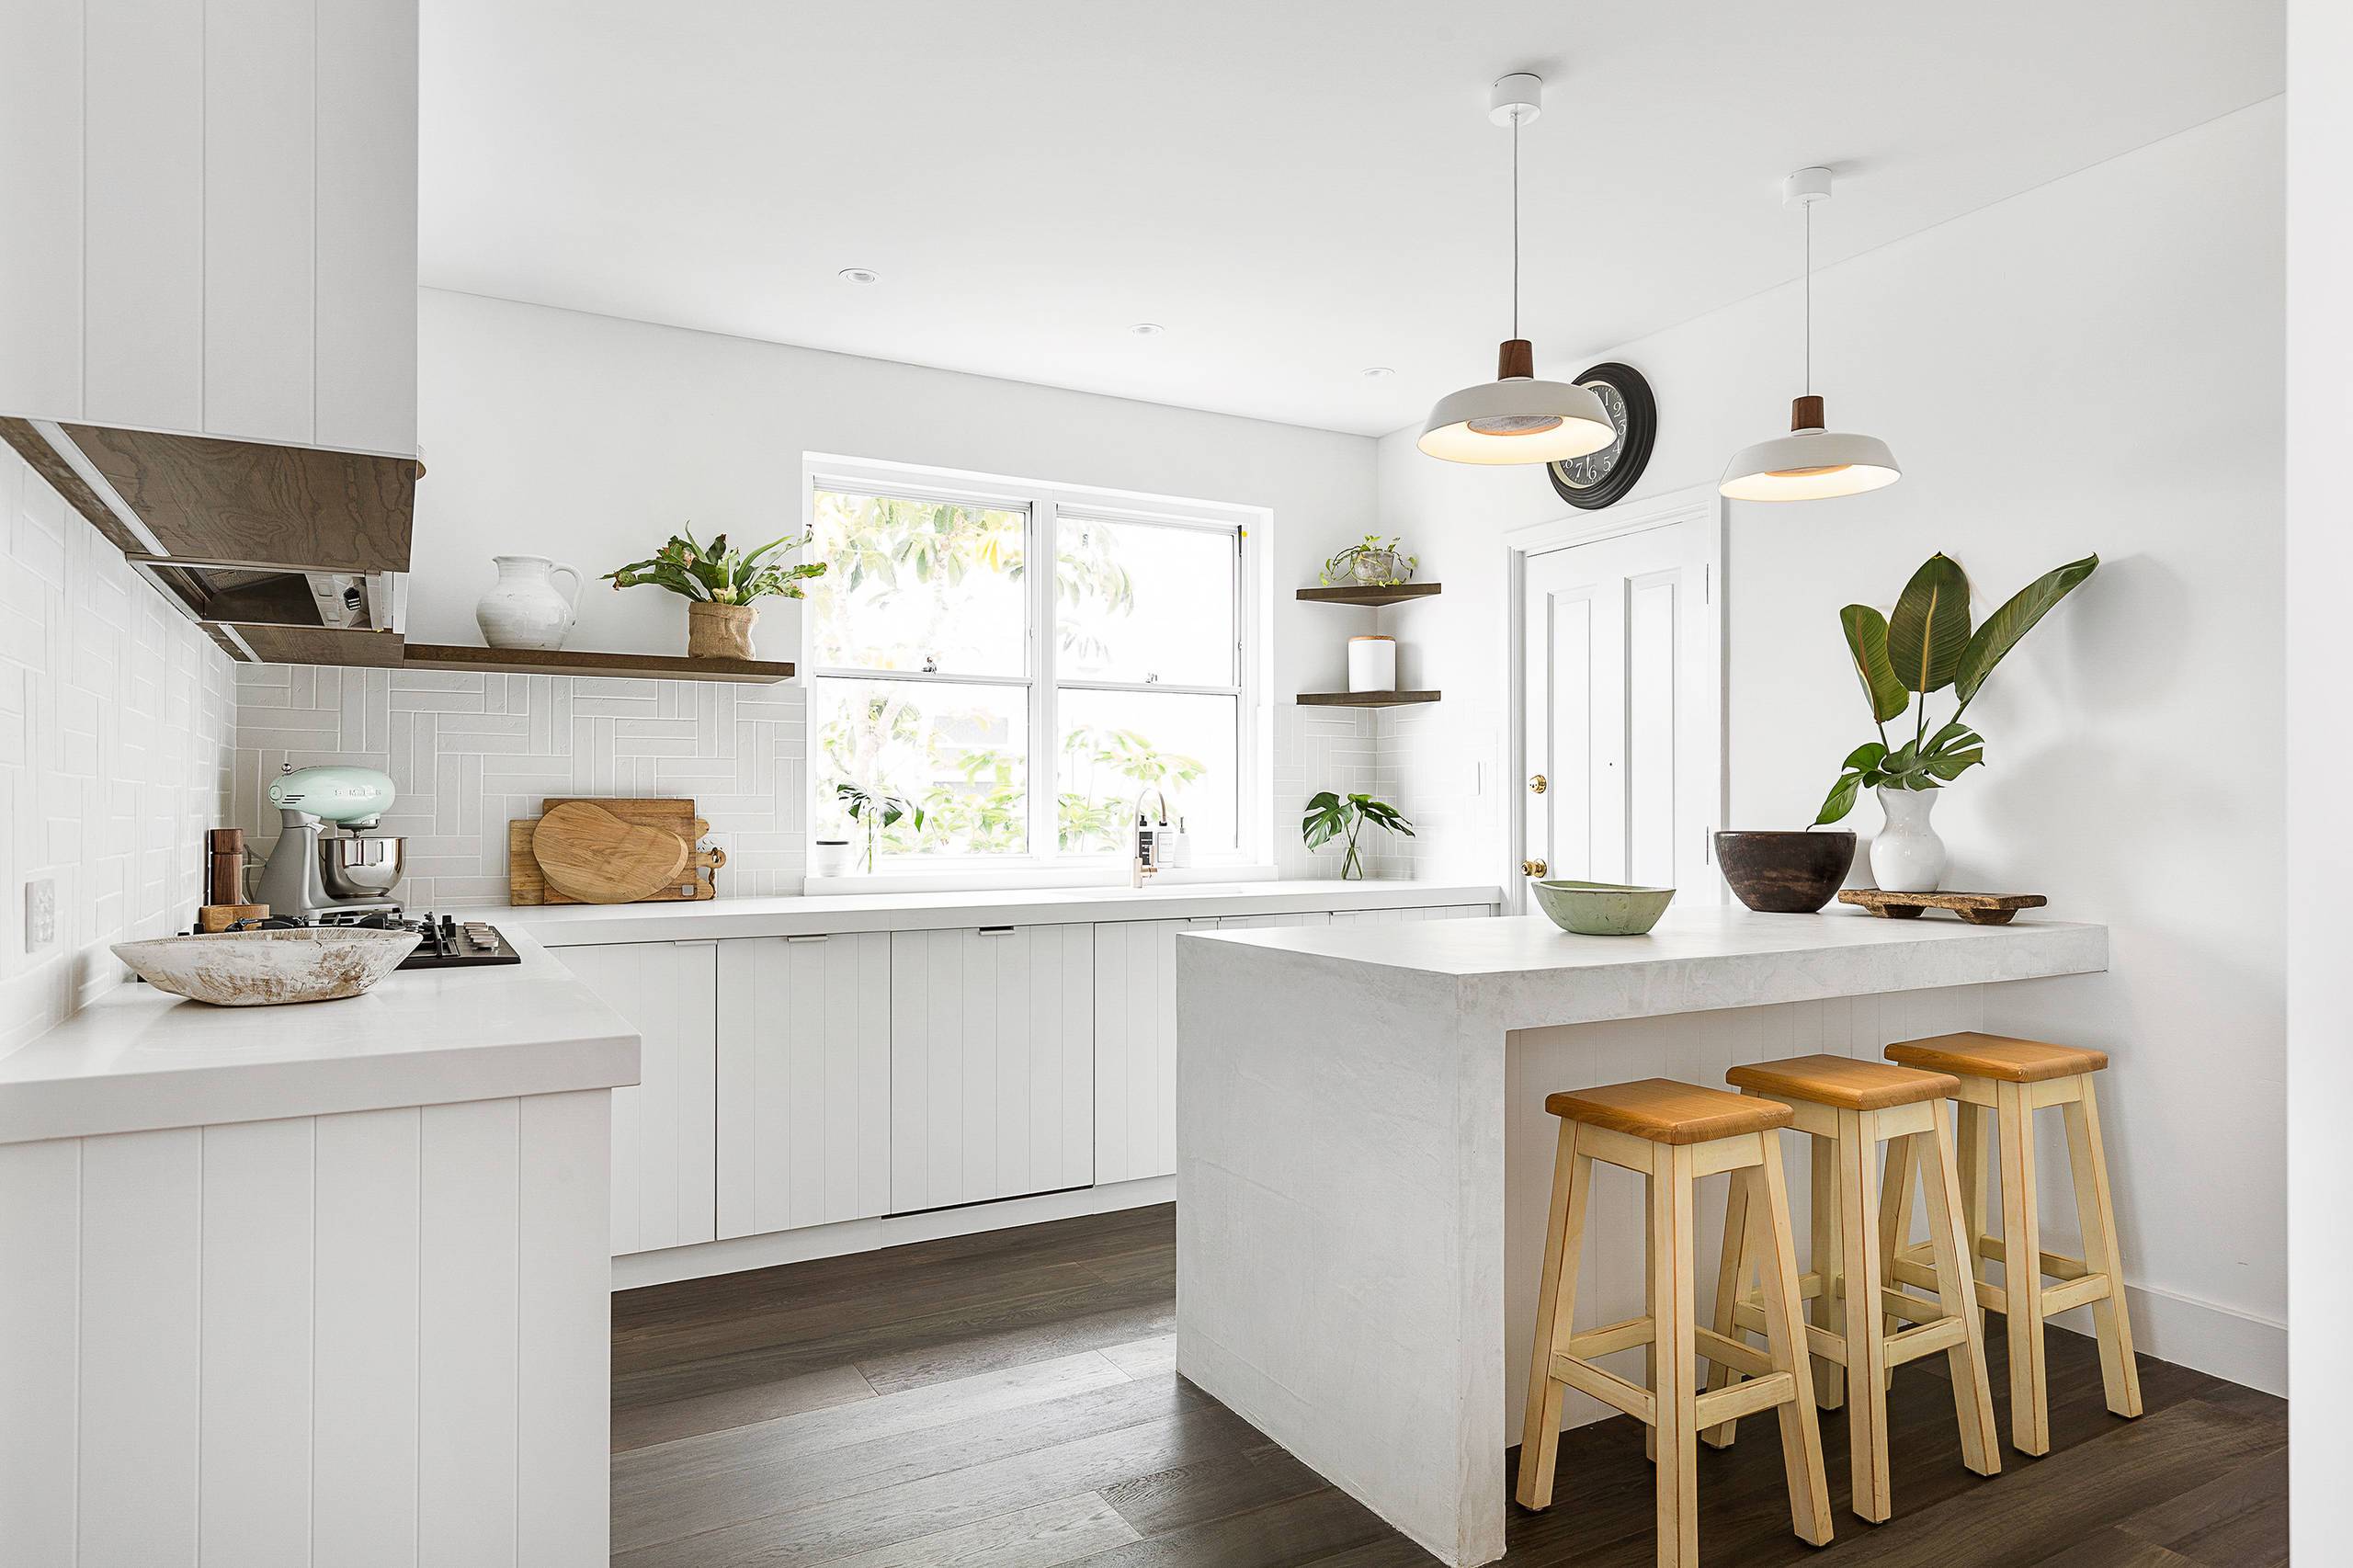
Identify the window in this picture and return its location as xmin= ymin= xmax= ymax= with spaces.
xmin=805 ymin=458 xmax=1262 ymax=876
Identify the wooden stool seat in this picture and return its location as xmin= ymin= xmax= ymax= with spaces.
xmin=1725 ymin=1053 xmax=1960 ymax=1111
xmin=1881 ymin=1032 xmax=2141 ymax=1457
xmin=1884 ymin=1030 xmax=2109 ymax=1084
xmin=1518 ymin=1078 xmax=1831 ymax=1564
xmin=1544 ymin=1077 xmax=1794 ymax=1143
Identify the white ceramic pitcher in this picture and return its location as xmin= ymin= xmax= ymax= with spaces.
xmin=474 ymin=555 xmax=583 ymax=650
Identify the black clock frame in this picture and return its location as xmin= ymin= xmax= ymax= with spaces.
xmin=1546 ymin=361 xmax=1656 ymax=510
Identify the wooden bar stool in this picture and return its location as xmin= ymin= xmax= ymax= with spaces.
xmin=1518 ymin=1078 xmax=1833 ymax=1565
xmin=1703 ymin=1055 xmax=2000 ymax=1523
xmin=1881 ymin=1031 xmax=2142 ymax=1455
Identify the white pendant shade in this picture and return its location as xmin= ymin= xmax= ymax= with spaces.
xmin=1720 ymin=406 xmax=1901 ymax=502
xmin=1419 ymin=338 xmax=1616 ymax=465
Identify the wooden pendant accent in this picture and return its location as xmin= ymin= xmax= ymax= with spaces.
xmin=1790 ymin=394 xmax=1826 ymax=431
xmin=1497 ymin=339 xmax=1536 ymax=380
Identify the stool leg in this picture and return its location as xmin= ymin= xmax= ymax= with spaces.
xmin=1877 ymin=1130 xmax=1915 ymax=1392
xmin=1517 ymin=1119 xmax=1594 ymax=1510
xmin=1955 ymin=1101 xmax=1990 ymax=1266
xmin=1700 ymin=1162 xmax=1754 ymax=1449
xmin=1995 ymin=1082 xmax=2051 ymax=1455
xmin=2063 ymin=1076 xmax=2143 ymax=1420
xmin=1921 ymin=1103 xmax=2000 ymax=1476
xmin=1836 ymin=1108 xmax=1893 ymax=1522
xmin=1808 ymin=1132 xmax=1845 ymax=1409
xmin=1644 ymin=1180 xmax=1659 ymax=1464
xmin=1747 ymin=1138 xmax=1835 ymax=1548
xmin=1650 ymin=1142 xmax=1700 ymax=1568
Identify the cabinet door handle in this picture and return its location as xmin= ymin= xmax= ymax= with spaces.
xmin=783 ymin=933 xmax=830 ymax=944
xmin=976 ymin=926 xmax=1017 ymax=937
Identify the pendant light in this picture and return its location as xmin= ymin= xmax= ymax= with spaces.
xmin=1418 ymin=74 xmax=1615 ymax=466
xmin=1719 ymin=167 xmax=1901 ymax=502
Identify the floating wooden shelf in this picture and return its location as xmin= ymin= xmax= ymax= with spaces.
xmin=401 ymin=642 xmax=796 ymax=684
xmin=1296 ymin=689 xmax=1440 ymax=709
xmin=1294 ymin=583 xmax=1442 ymax=608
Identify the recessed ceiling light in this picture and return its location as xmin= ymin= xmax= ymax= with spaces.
xmin=1360 ymin=367 xmax=1396 ymax=381
xmin=838 ymin=267 xmax=881 ymax=285
xmin=1128 ymin=323 xmax=1165 ymax=338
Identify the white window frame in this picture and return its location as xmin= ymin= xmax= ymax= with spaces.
xmin=800 ymin=452 xmax=1273 ymax=891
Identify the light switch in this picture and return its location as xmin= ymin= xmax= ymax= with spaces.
xmin=24 ymin=879 xmax=56 ymax=952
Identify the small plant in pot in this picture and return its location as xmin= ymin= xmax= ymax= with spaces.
xmin=1814 ymin=551 xmax=2098 ymax=892
xmin=603 ymin=524 xmax=826 ymax=660
xmin=835 ymin=782 xmax=925 ymax=873
xmin=1301 ymin=790 xmax=1413 ymax=880
xmin=1320 ymin=535 xmax=1417 ymax=588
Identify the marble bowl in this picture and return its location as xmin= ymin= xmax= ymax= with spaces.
xmin=111 ymin=927 xmax=421 ymax=1006
xmin=1530 ymin=880 xmax=1677 ymax=937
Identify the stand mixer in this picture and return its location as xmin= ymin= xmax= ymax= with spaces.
xmin=253 ymin=764 xmax=406 ymax=920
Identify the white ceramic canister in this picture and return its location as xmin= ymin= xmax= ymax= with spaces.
xmin=1347 ymin=635 xmax=1398 ymax=693
xmin=475 ymin=555 xmax=583 ymax=651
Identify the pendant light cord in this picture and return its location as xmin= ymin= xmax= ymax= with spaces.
xmin=1511 ymin=111 xmax=1521 ymax=340
xmin=1803 ymin=196 xmax=1813 ymax=397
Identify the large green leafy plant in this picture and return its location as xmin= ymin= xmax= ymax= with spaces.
xmin=1301 ymin=791 xmax=1415 ymax=881
xmin=604 ymin=523 xmax=826 ymax=604
xmin=1815 ymin=552 xmax=2098 ymax=825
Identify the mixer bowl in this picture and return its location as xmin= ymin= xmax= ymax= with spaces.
xmin=320 ymin=834 xmax=405 ymax=898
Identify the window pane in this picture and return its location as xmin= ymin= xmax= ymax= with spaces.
xmin=814 ymin=677 xmax=1029 ymax=858
xmin=1057 ymin=689 xmax=1237 ymax=857
xmin=1056 ymin=517 xmax=1235 ymax=687
xmin=809 ymin=489 xmax=1028 ymax=676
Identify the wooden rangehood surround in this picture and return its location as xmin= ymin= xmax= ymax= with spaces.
xmin=0 ymin=416 xmax=416 ymax=573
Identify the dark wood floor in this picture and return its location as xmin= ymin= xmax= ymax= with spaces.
xmin=610 ymin=1204 xmax=2286 ymax=1568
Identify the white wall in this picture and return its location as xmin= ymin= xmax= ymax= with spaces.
xmin=1376 ymin=100 xmax=2285 ymax=1386
xmin=2286 ymin=0 xmax=2350 ymax=1546
xmin=0 ymin=443 xmax=235 ymax=1050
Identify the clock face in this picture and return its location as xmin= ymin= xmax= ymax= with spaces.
xmin=1547 ymin=362 xmax=1655 ymax=511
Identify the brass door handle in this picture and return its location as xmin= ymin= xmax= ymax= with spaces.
xmin=1529 ymin=775 xmax=1548 ymax=795
xmin=1521 ymin=858 xmax=1548 ymax=877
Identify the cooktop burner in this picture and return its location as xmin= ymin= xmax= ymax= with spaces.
xmin=270 ymin=909 xmax=522 ymax=969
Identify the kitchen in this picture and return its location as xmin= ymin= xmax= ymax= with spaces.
xmin=0 ymin=5 xmax=2336 ymax=1567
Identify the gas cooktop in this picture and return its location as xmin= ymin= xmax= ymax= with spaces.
xmin=268 ymin=910 xmax=522 ymax=970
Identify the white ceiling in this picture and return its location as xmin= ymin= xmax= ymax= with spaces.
xmin=420 ymin=1 xmax=2280 ymax=437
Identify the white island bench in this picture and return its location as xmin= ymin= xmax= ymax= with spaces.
xmin=1174 ymin=905 xmax=2107 ymax=1567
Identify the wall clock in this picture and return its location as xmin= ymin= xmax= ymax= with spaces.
xmin=1546 ymin=361 xmax=1655 ymax=510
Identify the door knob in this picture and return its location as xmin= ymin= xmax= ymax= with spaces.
xmin=1529 ymin=774 xmax=1548 ymax=794
xmin=1521 ymin=858 xmax=1548 ymax=877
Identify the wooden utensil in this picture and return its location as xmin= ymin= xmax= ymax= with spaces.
xmin=531 ymin=802 xmax=689 ymax=904
xmin=1836 ymin=889 xmax=2047 ymax=926
xmin=197 ymin=903 xmax=267 ymax=933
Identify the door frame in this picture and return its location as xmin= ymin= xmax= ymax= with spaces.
xmin=1501 ymin=483 xmax=1728 ymax=915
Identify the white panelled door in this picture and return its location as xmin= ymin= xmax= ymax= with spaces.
xmin=716 ymin=934 xmax=892 ymax=1239
xmin=890 ymin=925 xmax=1095 ymax=1213
xmin=563 ymin=941 xmax=718 ymax=1255
xmin=1520 ymin=505 xmax=1722 ymax=902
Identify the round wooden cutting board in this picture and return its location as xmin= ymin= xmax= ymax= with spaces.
xmin=531 ymin=801 xmax=690 ymax=903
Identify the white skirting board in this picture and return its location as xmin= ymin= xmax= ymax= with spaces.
xmin=0 ymin=1090 xmax=613 ymax=1568
xmin=613 ymin=1174 xmax=1176 ymax=1290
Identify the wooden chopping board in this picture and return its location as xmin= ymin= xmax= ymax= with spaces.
xmin=507 ymin=797 xmax=725 ymax=904
xmin=532 ymin=803 xmax=688 ymax=904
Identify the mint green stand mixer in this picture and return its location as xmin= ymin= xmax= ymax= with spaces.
xmin=253 ymin=764 xmax=405 ymax=919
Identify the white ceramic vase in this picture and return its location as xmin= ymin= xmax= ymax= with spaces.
xmin=1870 ymin=785 xmax=1948 ymax=892
xmin=475 ymin=555 xmax=582 ymax=650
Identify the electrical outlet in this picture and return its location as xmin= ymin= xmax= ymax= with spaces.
xmin=24 ymin=879 xmax=56 ymax=953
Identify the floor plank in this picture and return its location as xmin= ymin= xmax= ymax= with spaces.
xmin=812 ymin=1494 xmax=1142 ymax=1568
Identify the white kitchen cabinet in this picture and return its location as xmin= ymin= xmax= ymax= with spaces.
xmin=1327 ymin=903 xmax=1494 ymax=926
xmin=1210 ymin=911 xmax=1334 ymax=929
xmin=563 ymin=941 xmax=717 ymax=1255
xmin=0 ymin=0 xmax=417 ymax=453
xmin=716 ymin=934 xmax=892 ymax=1239
xmin=1092 ymin=917 xmax=1217 ymax=1186
xmin=890 ymin=926 xmax=1094 ymax=1213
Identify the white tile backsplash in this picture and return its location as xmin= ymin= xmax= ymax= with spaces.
xmin=0 ymin=442 xmax=235 ymax=1049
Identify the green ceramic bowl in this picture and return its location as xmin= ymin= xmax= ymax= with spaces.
xmin=1530 ymin=880 xmax=1677 ymax=937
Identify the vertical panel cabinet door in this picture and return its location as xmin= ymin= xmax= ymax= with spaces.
xmin=890 ymin=926 xmax=1094 ymax=1214
xmin=716 ymin=934 xmax=892 ymax=1240
xmin=1092 ymin=917 xmax=1219 ymax=1185
xmin=1210 ymin=912 xmax=1334 ymax=930
xmin=562 ymin=942 xmax=718 ymax=1255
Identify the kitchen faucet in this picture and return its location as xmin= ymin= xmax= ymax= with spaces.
xmin=1131 ymin=786 xmax=1171 ymax=888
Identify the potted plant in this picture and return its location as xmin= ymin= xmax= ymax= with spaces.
xmin=835 ymin=782 xmax=925 ymax=873
xmin=1813 ymin=551 xmax=2098 ymax=891
xmin=1301 ymin=790 xmax=1414 ymax=880
xmin=1321 ymin=535 xmax=1417 ymax=588
xmin=603 ymin=523 xmax=826 ymax=660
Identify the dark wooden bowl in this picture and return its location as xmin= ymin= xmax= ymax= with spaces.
xmin=1712 ymin=830 xmax=1857 ymax=914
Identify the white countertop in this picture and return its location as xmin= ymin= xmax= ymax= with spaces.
xmin=0 ymin=927 xmax=640 ymax=1145
xmin=1185 ymin=903 xmax=2108 ymax=1029
xmin=500 ymin=878 xmax=1501 ymax=946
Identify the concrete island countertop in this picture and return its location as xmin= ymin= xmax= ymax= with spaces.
xmin=0 ymin=926 xmax=640 ymax=1145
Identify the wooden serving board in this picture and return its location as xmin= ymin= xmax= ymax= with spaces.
xmin=1837 ymin=889 xmax=2047 ymax=926
xmin=507 ymin=797 xmax=725 ymax=905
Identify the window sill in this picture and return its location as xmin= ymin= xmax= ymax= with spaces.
xmin=802 ymin=864 xmax=1279 ymax=897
